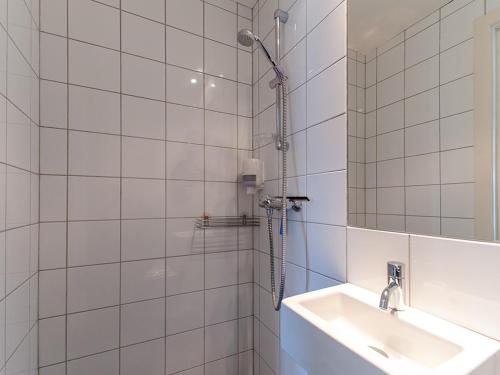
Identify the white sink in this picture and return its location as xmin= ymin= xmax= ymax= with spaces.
xmin=281 ymin=284 xmax=500 ymax=375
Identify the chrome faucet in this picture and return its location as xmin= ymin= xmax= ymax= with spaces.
xmin=379 ymin=262 xmax=405 ymax=311
xmin=259 ymin=195 xmax=284 ymax=210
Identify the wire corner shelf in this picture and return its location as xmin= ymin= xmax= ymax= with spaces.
xmin=195 ymin=215 xmax=260 ymax=229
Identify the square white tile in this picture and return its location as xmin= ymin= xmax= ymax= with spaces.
xmin=166 ymin=0 xmax=203 ymax=35
xmin=166 ymin=255 xmax=204 ymax=296
xmin=306 ymin=2 xmax=345 ymax=80
xmin=205 ymin=251 xmax=238 ymax=289
xmin=120 ymin=298 xmax=165 ymax=346
xmin=122 ymin=53 xmax=165 ymax=101
xmin=165 ymin=291 xmax=204 ymax=335
xmin=165 ymin=328 xmax=204 ymax=374
xmin=68 ymin=0 xmax=119 ymax=50
xmin=68 ymin=220 xmax=120 ymax=266
xmin=67 ymin=307 xmax=119 ymax=360
xmin=121 ymin=219 xmax=166 ymax=261
xmin=204 ymin=3 xmax=237 ymax=47
xmin=68 ymin=131 xmax=120 ymax=177
xmin=69 ymin=86 xmax=120 ymax=134
xmin=205 ymin=39 xmax=237 ymax=81
xmin=121 ymin=259 xmax=165 ymax=303
xmin=166 ymin=26 xmax=203 ymax=72
xmin=120 ymin=339 xmax=165 ymax=375
xmin=166 ymin=65 xmax=203 ymax=108
xmin=307 ymin=58 xmax=346 ymax=127
xmin=122 ymin=137 xmax=165 ymax=179
xmin=122 ymin=0 xmax=165 ymax=23
xmin=68 ymin=177 xmax=120 ymax=221
xmin=68 ymin=40 xmax=120 ymax=92
xmin=122 ymin=95 xmax=165 ymax=140
xmin=307 ymin=171 xmax=346 ymax=226
xmin=121 ymin=178 xmax=165 ymax=219
xmin=121 ymin=12 xmax=165 ymax=62
xmin=67 ymin=263 xmax=120 ymax=313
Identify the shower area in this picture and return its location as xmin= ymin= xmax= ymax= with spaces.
xmin=38 ymin=0 xmax=256 ymax=373
xmin=0 ymin=0 xmax=348 ymax=374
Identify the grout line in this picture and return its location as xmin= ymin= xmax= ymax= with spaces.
xmin=38 ymin=214 xmax=261 ymax=226
xmin=438 ymin=9 xmax=443 ymax=237
xmin=3 ymin=1 xmax=7 ymax=369
xmin=40 ymin=344 xmax=254 ymax=374
xmin=202 ymin=1 xmax=206 ymax=372
xmin=255 ymin=110 xmax=347 ymax=149
xmin=369 ymin=212 xmax=475 ymax=220
xmin=36 ymin=0 xmax=41 ymax=369
xmin=38 ymin=125 xmax=252 ymax=151
xmin=55 ymin=0 xmax=251 ymax=47
xmin=363 ymin=34 xmax=474 ymax=91
xmin=236 ymin=8 xmax=241 ymax=370
xmin=41 ymin=28 xmax=253 ymax=79
xmin=366 ymin=178 xmax=475 ymax=189
xmin=38 ymin=282 xmax=255 ymax=318
xmin=1 ymin=318 xmax=38 ymax=373
xmin=403 ymin=28 xmax=407 ymax=232
xmin=118 ymin=1 xmax=123 ymax=372
xmin=374 ymin=36 xmax=378 ymax=229
xmin=0 ymin=90 xmax=40 ymax=130
xmin=0 ymin=20 xmax=40 ymax=80
xmin=39 ymin=77 xmax=253 ymax=120
xmin=164 ymin=0 xmax=168 ymax=373
xmin=64 ymin=0 xmax=69 ymax=371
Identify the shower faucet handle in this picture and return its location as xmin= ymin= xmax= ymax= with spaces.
xmin=287 ymin=196 xmax=310 ymax=212
xmin=284 ymin=196 xmax=310 ymax=201
xmin=270 ymin=196 xmax=310 ymax=212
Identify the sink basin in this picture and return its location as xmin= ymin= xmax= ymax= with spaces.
xmin=281 ymin=284 xmax=500 ymax=375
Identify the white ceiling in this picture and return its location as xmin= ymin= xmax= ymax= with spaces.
xmin=348 ymin=0 xmax=451 ymax=54
xmin=235 ymin=0 xmax=258 ymax=8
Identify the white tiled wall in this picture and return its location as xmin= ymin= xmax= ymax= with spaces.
xmin=347 ymin=226 xmax=500 ymax=345
xmin=38 ymin=0 xmax=254 ymax=374
xmin=349 ymin=0 xmax=488 ymax=239
xmin=252 ymin=0 xmax=347 ymax=374
xmin=0 ymin=0 xmax=39 ymax=374
xmin=28 ymin=0 xmax=491 ymax=373
xmin=347 ymin=49 xmax=366 ymax=228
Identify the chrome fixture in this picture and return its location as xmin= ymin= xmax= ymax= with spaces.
xmin=236 ymin=29 xmax=288 ymax=88
xmin=238 ymin=9 xmax=290 ymax=311
xmin=379 ymin=262 xmax=406 ymax=311
xmin=259 ymin=195 xmax=284 ymax=211
xmin=259 ymin=195 xmax=310 ymax=212
xmin=195 ymin=215 xmax=260 ymax=229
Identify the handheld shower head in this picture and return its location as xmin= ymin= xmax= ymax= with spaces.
xmin=237 ymin=29 xmax=276 ymax=66
xmin=237 ymin=29 xmax=287 ymax=83
xmin=237 ymin=29 xmax=255 ymax=47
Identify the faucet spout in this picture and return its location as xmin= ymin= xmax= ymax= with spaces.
xmin=379 ymin=262 xmax=405 ymax=312
xmin=379 ymin=280 xmax=400 ymax=310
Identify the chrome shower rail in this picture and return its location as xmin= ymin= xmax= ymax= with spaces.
xmin=195 ymin=215 xmax=260 ymax=229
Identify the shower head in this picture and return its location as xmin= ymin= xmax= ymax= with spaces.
xmin=237 ymin=29 xmax=256 ymax=47
xmin=237 ymin=29 xmax=288 ymax=84
xmin=237 ymin=29 xmax=276 ymax=66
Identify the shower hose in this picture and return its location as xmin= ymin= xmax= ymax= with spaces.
xmin=265 ymin=82 xmax=288 ymax=311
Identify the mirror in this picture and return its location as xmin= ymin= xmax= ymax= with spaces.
xmin=347 ymin=0 xmax=500 ymax=242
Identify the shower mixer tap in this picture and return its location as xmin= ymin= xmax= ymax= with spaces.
xmin=238 ymin=9 xmax=290 ymax=311
xmin=259 ymin=195 xmax=283 ymax=210
xmin=259 ymin=195 xmax=310 ymax=212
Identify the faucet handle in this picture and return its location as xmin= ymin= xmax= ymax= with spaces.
xmin=387 ymin=261 xmax=405 ymax=280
